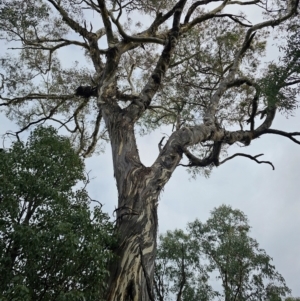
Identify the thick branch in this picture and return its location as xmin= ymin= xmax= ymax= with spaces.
xmin=97 ymin=0 xmax=119 ymax=47
xmin=124 ymin=0 xmax=187 ymax=121
xmin=184 ymin=0 xmax=261 ymax=24
xmin=184 ymin=0 xmax=231 ymax=29
xmin=227 ymin=77 xmax=261 ymax=131
xmin=148 ymin=0 xmax=191 ymax=34
xmin=185 ymin=0 xmax=220 ymax=24
xmin=46 ymin=0 xmax=90 ymax=38
xmin=180 ymin=142 xmax=222 ymax=167
xmin=257 ymin=129 xmax=300 ymax=145
xmin=46 ymin=0 xmax=104 ymax=72
xmin=151 ymin=116 xmax=300 ymax=185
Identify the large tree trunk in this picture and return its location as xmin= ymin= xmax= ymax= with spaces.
xmin=106 ymin=180 xmax=159 ymax=301
xmin=101 ymin=101 xmax=222 ymax=300
xmin=103 ymin=108 xmax=163 ymax=301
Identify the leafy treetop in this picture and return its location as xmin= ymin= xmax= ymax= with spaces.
xmin=0 ymin=126 xmax=115 ymax=301
xmin=0 ymin=0 xmax=299 ymax=171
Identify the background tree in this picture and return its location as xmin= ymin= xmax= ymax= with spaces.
xmin=0 ymin=126 xmax=115 ymax=301
xmin=155 ymin=229 xmax=217 ymax=301
xmin=0 ymin=0 xmax=300 ymax=300
xmin=155 ymin=205 xmax=291 ymax=301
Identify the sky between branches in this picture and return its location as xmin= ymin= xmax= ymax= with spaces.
xmin=0 ymin=0 xmax=300 ymax=297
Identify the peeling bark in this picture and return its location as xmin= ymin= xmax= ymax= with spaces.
xmin=101 ymin=107 xmax=159 ymax=301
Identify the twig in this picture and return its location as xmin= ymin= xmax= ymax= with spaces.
xmin=158 ymin=137 xmax=165 ymax=152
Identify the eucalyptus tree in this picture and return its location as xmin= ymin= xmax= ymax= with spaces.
xmin=155 ymin=229 xmax=217 ymax=301
xmin=155 ymin=205 xmax=291 ymax=301
xmin=0 ymin=0 xmax=300 ymax=300
xmin=188 ymin=205 xmax=291 ymax=301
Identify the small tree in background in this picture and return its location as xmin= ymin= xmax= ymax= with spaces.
xmin=155 ymin=205 xmax=291 ymax=301
xmin=155 ymin=229 xmax=217 ymax=301
xmin=0 ymin=127 xmax=115 ymax=301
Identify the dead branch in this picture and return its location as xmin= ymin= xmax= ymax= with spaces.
xmin=219 ymin=153 xmax=275 ymax=170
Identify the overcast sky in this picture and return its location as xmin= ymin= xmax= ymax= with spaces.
xmin=1 ymin=0 xmax=300 ymax=298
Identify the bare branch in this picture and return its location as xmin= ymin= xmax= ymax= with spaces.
xmin=0 ymin=94 xmax=72 ymax=106
xmin=14 ymin=99 xmax=67 ymax=135
xmin=216 ymin=14 xmax=252 ymax=27
xmin=257 ymin=129 xmax=300 ymax=145
xmin=46 ymin=0 xmax=90 ymax=38
xmin=282 ymin=79 xmax=300 ymax=87
xmin=125 ymin=0 xmax=187 ymax=120
xmin=83 ymin=108 xmax=103 ymax=157
xmin=219 ymin=153 xmax=275 ymax=170
xmin=97 ymin=0 xmax=117 ymax=46
xmin=108 ymin=11 xmax=165 ymax=45
xmin=184 ymin=0 xmax=231 ymax=28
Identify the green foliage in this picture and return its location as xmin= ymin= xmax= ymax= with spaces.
xmin=155 ymin=205 xmax=291 ymax=301
xmin=0 ymin=127 xmax=115 ymax=301
xmin=155 ymin=229 xmax=217 ymax=301
xmin=259 ymin=25 xmax=300 ymax=115
xmin=0 ymin=0 xmax=299 ymax=162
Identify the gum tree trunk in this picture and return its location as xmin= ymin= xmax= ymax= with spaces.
xmin=103 ymin=108 xmax=168 ymax=301
xmin=106 ymin=178 xmax=159 ymax=301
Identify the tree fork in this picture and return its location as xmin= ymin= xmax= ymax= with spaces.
xmin=102 ymin=108 xmax=160 ymax=301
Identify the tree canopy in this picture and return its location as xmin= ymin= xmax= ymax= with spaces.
xmin=155 ymin=205 xmax=291 ymax=301
xmin=0 ymin=0 xmax=299 ymax=300
xmin=0 ymin=127 xmax=115 ymax=301
xmin=0 ymin=0 xmax=299 ymax=160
